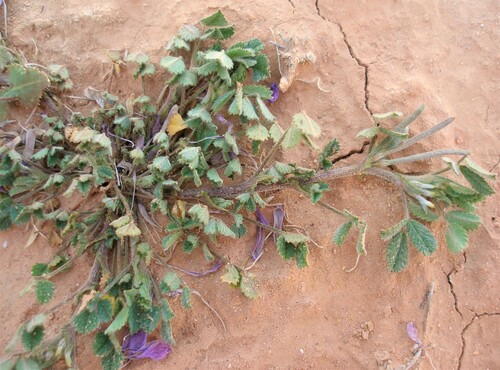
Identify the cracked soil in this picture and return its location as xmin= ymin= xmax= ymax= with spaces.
xmin=0 ymin=0 xmax=499 ymax=369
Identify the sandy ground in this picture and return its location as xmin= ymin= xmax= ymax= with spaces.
xmin=1 ymin=0 xmax=499 ymax=369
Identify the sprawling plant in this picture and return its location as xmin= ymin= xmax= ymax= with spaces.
xmin=0 ymin=10 xmax=495 ymax=370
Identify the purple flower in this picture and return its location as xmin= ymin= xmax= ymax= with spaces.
xmin=171 ymin=260 xmax=223 ymax=277
xmin=273 ymin=205 xmax=284 ymax=243
xmin=122 ymin=331 xmax=171 ymax=361
xmin=252 ymin=208 xmax=270 ymax=261
xmin=406 ymin=322 xmax=422 ymax=347
xmin=268 ymin=83 xmax=279 ymax=103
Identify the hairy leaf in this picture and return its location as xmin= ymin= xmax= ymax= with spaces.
xmin=93 ymin=332 xmax=113 ymax=357
xmin=35 ymin=280 xmax=55 ymax=305
xmin=445 ymin=222 xmax=468 ymax=253
xmin=387 ymin=232 xmax=409 ymax=272
xmin=73 ymin=308 xmax=100 ymax=334
xmin=406 ymin=220 xmax=437 ymax=256
xmin=332 ymin=221 xmax=353 ymax=246
xmin=444 ymin=211 xmax=480 ymax=231
xmin=21 ymin=326 xmax=44 ymax=351
xmin=460 ymin=165 xmax=494 ymax=196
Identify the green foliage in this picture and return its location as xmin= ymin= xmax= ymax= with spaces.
xmin=386 ymin=232 xmax=409 ymax=272
xmin=34 ymin=280 xmax=55 ymax=305
xmin=0 ymin=9 xmax=495 ymax=370
xmin=406 ymin=220 xmax=437 ymax=256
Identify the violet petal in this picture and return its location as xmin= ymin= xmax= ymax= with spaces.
xmin=273 ymin=205 xmax=284 ymax=243
xmin=268 ymin=83 xmax=279 ymax=103
xmin=255 ymin=208 xmax=270 ymax=226
xmin=251 ymin=225 xmax=265 ymax=261
xmin=135 ymin=340 xmax=172 ymax=361
xmin=122 ymin=331 xmax=147 ymax=353
xmin=406 ymin=322 xmax=422 ymax=347
xmin=173 ymin=260 xmax=223 ymax=277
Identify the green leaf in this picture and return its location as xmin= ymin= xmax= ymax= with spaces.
xmin=221 ymin=265 xmax=240 ymax=285
xmin=408 ymin=201 xmax=439 ymax=222
xmin=160 ymin=56 xmax=186 ymax=74
xmin=242 ymin=96 xmax=259 ymax=120
xmin=160 ymin=272 xmax=181 ymax=293
xmin=276 ymin=235 xmax=297 ymax=260
xmin=460 ymin=165 xmax=494 ymax=196
xmin=97 ymin=299 xmax=113 ymax=323
xmin=152 ymin=156 xmax=172 ymax=173
xmin=188 ymin=204 xmax=210 ymax=225
xmin=101 ymin=350 xmax=124 ymax=370
xmin=176 ymin=70 xmax=198 ymax=87
xmin=224 ymin=158 xmax=242 ymax=178
xmin=445 ymin=211 xmax=480 ymax=231
xmin=251 ymin=54 xmax=270 ymax=82
xmin=255 ymin=96 xmax=275 ymax=122
xmin=162 ymin=231 xmax=183 ymax=251
xmin=332 ymin=221 xmax=353 ymax=246
xmin=35 ymin=280 xmax=54 ymax=304
xmin=178 ymin=24 xmax=201 ymax=41
xmin=240 ymin=275 xmax=259 ymax=299
xmin=295 ymin=244 xmax=309 ymax=268
xmin=2 ymin=65 xmax=49 ymax=107
xmin=205 ymin=50 xmax=233 ymax=69
xmin=319 ymin=139 xmax=340 ymax=169
xmin=246 ymin=123 xmax=269 ymax=141
xmin=228 ymin=84 xmax=243 ymax=115
xmin=21 ymin=326 xmax=44 ymax=351
xmin=380 ymin=218 xmax=409 ymax=241
xmin=387 ymin=232 xmax=409 ymax=272
xmin=406 ymin=219 xmax=437 ymax=256
xmin=31 ymin=263 xmax=49 ymax=277
xmin=206 ymin=168 xmax=223 ymax=186
xmin=281 ymin=126 xmax=302 ymax=149
xmin=201 ymin=9 xmax=229 ymax=27
xmin=292 ymin=112 xmax=321 ymax=138
xmin=161 ymin=319 xmax=175 ymax=345
xmin=181 ymin=287 xmax=191 ymax=308
xmin=211 ymin=89 xmax=235 ymax=113
xmin=445 ymin=222 xmax=468 ymax=253
xmin=182 ymin=234 xmax=199 ymax=253
xmin=14 ymin=358 xmax=41 ymax=370
xmin=160 ymin=298 xmax=175 ymax=322
xmin=240 ymin=84 xmax=270 ymax=97
xmin=93 ymin=332 xmax=113 ymax=357
xmin=73 ymin=308 xmax=100 ymax=334
xmin=268 ymin=123 xmax=284 ymax=143
xmin=105 ymin=306 xmax=129 ymax=334
xmin=178 ymin=146 xmax=200 ymax=170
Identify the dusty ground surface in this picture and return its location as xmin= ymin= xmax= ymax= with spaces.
xmin=1 ymin=0 xmax=499 ymax=369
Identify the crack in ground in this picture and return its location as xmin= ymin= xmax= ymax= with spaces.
xmin=458 ymin=312 xmax=500 ymax=369
xmin=444 ymin=267 xmax=463 ymax=319
xmin=315 ymin=0 xmax=372 ymax=116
